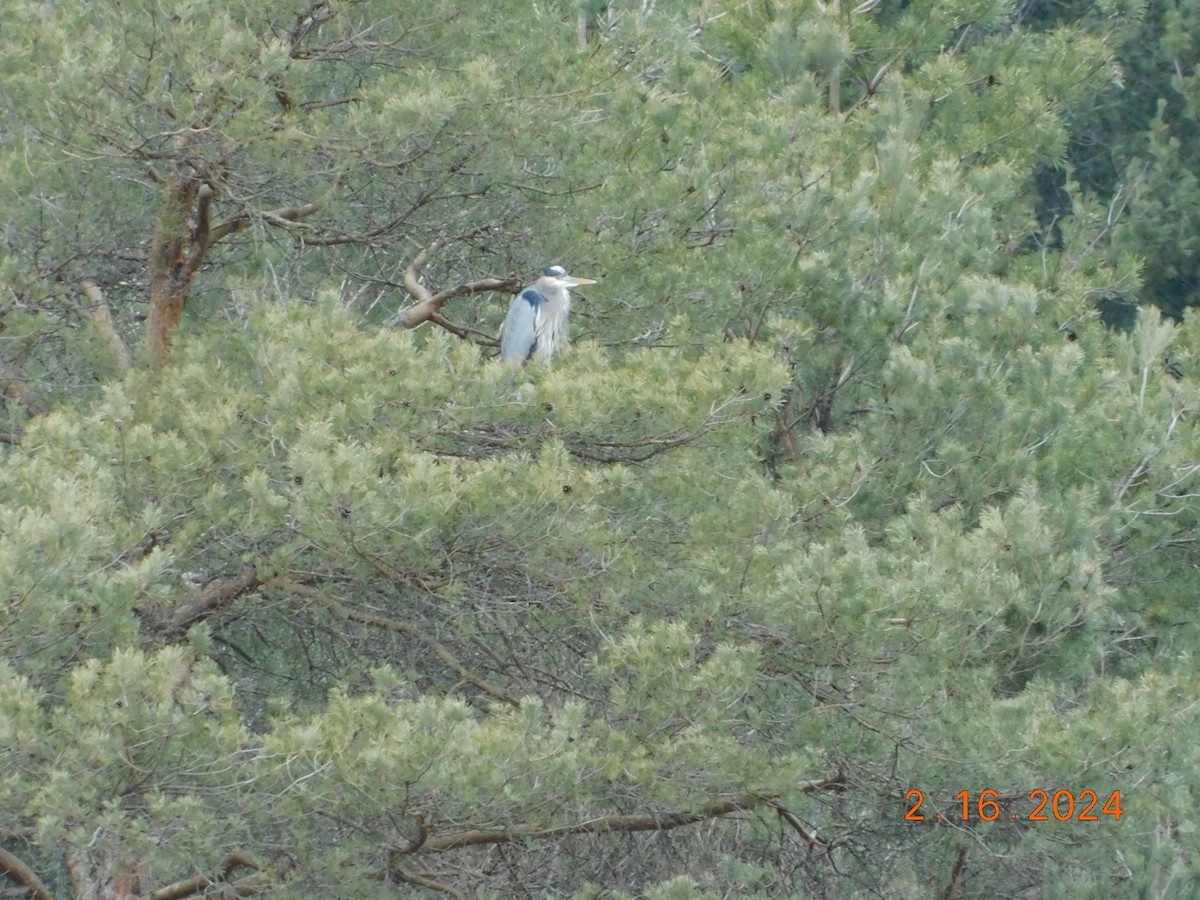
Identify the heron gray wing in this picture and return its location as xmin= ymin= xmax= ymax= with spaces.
xmin=500 ymin=288 xmax=545 ymax=363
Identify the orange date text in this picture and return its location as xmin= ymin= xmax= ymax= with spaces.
xmin=904 ymin=789 xmax=1122 ymax=822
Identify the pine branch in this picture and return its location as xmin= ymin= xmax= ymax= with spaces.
xmin=418 ymin=778 xmax=843 ymax=852
xmin=427 ymin=311 xmax=501 ymax=347
xmin=272 ymin=578 xmax=520 ymax=708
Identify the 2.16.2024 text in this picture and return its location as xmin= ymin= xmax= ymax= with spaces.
xmin=905 ymin=789 xmax=1123 ymax=822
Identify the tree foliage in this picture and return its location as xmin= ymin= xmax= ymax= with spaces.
xmin=3 ymin=1 xmax=1200 ymax=898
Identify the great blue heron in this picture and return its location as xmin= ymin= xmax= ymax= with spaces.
xmin=500 ymin=266 xmax=596 ymax=364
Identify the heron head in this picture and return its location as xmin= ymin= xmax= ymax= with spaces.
xmin=542 ymin=265 xmax=597 ymax=288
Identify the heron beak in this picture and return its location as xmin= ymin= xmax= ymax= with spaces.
xmin=564 ymin=276 xmax=596 ymax=286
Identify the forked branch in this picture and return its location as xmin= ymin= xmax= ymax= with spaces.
xmin=387 ymin=244 xmax=521 ymax=334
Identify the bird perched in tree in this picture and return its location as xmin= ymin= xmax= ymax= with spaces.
xmin=500 ymin=266 xmax=596 ymax=364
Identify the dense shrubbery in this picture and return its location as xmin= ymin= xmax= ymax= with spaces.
xmin=3 ymin=1 xmax=1200 ymax=896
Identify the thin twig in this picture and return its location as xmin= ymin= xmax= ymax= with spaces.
xmin=273 ymin=578 xmax=520 ymax=708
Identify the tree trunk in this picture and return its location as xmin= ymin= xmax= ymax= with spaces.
xmin=145 ymin=162 xmax=212 ymax=368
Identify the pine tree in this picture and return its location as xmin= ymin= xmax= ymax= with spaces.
xmin=3 ymin=1 xmax=1200 ymax=897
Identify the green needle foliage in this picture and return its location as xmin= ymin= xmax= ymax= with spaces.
xmin=3 ymin=1 xmax=1200 ymax=897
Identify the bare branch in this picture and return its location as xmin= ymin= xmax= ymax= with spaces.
xmin=938 ymin=845 xmax=969 ymax=900
xmin=421 ymin=312 xmax=501 ymax=348
xmin=388 ymin=277 xmax=520 ymax=330
xmin=390 ymin=864 xmax=466 ymax=898
xmin=0 ymin=845 xmax=53 ymax=900
xmin=767 ymin=799 xmax=827 ymax=848
xmin=420 ymin=777 xmax=844 ymax=852
xmin=287 ymin=3 xmax=336 ymax=55
xmin=208 ymin=200 xmax=324 ymax=247
xmin=272 ymin=578 xmax=520 ymax=708
xmin=143 ymin=567 xmax=262 ymax=644
xmin=151 ymin=850 xmax=267 ymax=900
xmin=81 ymin=279 xmax=134 ymax=371
xmin=191 ymin=183 xmax=213 ymax=263
xmin=566 ymin=393 xmax=755 ymax=464
xmin=402 ymin=243 xmax=438 ymax=305
xmin=427 ymin=312 xmax=471 ymax=341
xmin=387 ymin=245 xmax=522 ymax=331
